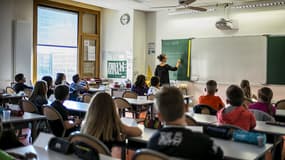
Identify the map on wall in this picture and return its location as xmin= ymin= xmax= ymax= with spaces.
xmin=107 ymin=60 xmax=127 ymax=78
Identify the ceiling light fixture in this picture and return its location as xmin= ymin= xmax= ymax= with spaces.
xmin=232 ymin=1 xmax=285 ymax=9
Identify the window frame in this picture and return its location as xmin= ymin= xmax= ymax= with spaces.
xmin=33 ymin=0 xmax=101 ymax=82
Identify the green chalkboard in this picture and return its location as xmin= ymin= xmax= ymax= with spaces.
xmin=162 ymin=39 xmax=190 ymax=81
xmin=267 ymin=36 xmax=285 ymax=84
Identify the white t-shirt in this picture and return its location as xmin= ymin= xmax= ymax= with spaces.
xmin=148 ymin=86 xmax=160 ymax=95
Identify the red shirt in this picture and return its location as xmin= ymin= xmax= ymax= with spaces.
xmin=198 ymin=95 xmax=224 ymax=111
xmin=217 ymin=106 xmax=256 ymax=131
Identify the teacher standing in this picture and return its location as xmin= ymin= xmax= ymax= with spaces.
xmin=154 ymin=54 xmax=181 ymax=86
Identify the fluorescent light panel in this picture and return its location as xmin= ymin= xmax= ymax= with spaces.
xmin=232 ymin=1 xmax=285 ymax=9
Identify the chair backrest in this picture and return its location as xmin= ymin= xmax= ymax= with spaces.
xmin=43 ymin=105 xmax=66 ymax=137
xmin=6 ymin=87 xmax=16 ymax=94
xmin=122 ymin=91 xmax=138 ymax=99
xmin=249 ymin=109 xmax=275 ymax=122
xmin=193 ymin=104 xmax=216 ymax=115
xmin=69 ymin=133 xmax=111 ymax=156
xmin=82 ymin=93 xmax=92 ymax=103
xmin=113 ymin=97 xmax=133 ymax=117
xmin=179 ymin=87 xmax=188 ymax=96
xmin=132 ymin=149 xmax=170 ymax=160
xmin=147 ymin=94 xmax=155 ymax=100
xmin=185 ymin=114 xmax=198 ymax=126
xmin=20 ymin=100 xmax=38 ymax=113
xmin=24 ymin=88 xmax=33 ymax=98
xmin=276 ymin=99 xmax=285 ymax=110
xmin=114 ymin=97 xmax=132 ymax=110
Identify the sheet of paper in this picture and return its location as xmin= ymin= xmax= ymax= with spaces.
xmin=33 ymin=132 xmax=55 ymax=148
xmin=121 ymin=117 xmax=138 ymax=127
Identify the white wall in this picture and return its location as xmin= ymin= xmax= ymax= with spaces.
xmin=0 ymin=0 xmax=33 ymax=89
xmin=145 ymin=12 xmax=157 ymax=75
xmin=133 ymin=10 xmax=146 ymax=78
xmin=100 ymin=8 xmax=134 ymax=81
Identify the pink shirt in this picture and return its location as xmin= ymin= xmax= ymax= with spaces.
xmin=249 ymin=102 xmax=276 ymax=116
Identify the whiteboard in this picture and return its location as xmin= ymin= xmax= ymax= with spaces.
xmin=191 ymin=36 xmax=267 ymax=84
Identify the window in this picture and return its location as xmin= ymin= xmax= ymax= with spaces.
xmin=37 ymin=6 xmax=78 ymax=81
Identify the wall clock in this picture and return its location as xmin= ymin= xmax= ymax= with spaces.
xmin=120 ymin=13 xmax=130 ymax=25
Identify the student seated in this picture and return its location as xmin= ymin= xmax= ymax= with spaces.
xmin=0 ymin=118 xmax=23 ymax=150
xmin=13 ymin=73 xmax=33 ymax=93
xmin=29 ymin=80 xmax=48 ymax=114
xmin=147 ymin=76 xmax=160 ymax=95
xmin=147 ymin=87 xmax=223 ymax=159
xmin=240 ymin=80 xmax=257 ymax=100
xmin=42 ymin=76 xmax=54 ymax=98
xmin=217 ymin=85 xmax=256 ymax=131
xmin=131 ymin=74 xmax=148 ymax=96
xmin=50 ymin=85 xmax=81 ymax=137
xmin=81 ymin=92 xmax=142 ymax=157
xmin=70 ymin=74 xmax=89 ymax=94
xmin=198 ymin=80 xmax=224 ymax=111
xmin=249 ymin=87 xmax=276 ymax=116
xmin=54 ymin=73 xmax=69 ymax=86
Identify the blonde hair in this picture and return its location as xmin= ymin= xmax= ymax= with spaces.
xmin=81 ymin=92 xmax=122 ymax=142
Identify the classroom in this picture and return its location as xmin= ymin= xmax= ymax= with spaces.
xmin=0 ymin=0 xmax=285 ymax=159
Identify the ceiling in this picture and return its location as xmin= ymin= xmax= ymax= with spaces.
xmin=74 ymin=0 xmax=268 ymax=11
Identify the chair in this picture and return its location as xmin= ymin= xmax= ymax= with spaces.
xmin=179 ymin=87 xmax=188 ymax=96
xmin=6 ymin=87 xmax=16 ymax=94
xmin=132 ymin=149 xmax=170 ymax=160
xmin=69 ymin=132 xmax=111 ymax=156
xmin=276 ymin=99 xmax=285 ymax=109
xmin=147 ymin=94 xmax=155 ymax=100
xmin=82 ymin=93 xmax=92 ymax=103
xmin=114 ymin=97 xmax=134 ymax=117
xmin=114 ymin=97 xmax=144 ymax=123
xmin=185 ymin=114 xmax=198 ymax=126
xmin=193 ymin=104 xmax=217 ymax=115
xmin=249 ymin=109 xmax=275 ymax=122
xmin=24 ymin=88 xmax=33 ymax=98
xmin=122 ymin=91 xmax=138 ymax=99
xmin=20 ymin=100 xmax=38 ymax=113
xmin=43 ymin=105 xmax=66 ymax=137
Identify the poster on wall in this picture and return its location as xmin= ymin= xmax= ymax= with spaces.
xmin=107 ymin=60 xmax=127 ymax=78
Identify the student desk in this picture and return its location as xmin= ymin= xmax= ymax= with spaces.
xmin=253 ymin=121 xmax=285 ymax=135
xmin=190 ymin=113 xmax=217 ymax=125
xmin=128 ymin=126 xmax=272 ymax=160
xmin=275 ymin=109 xmax=285 ymax=122
xmin=0 ymin=94 xmax=25 ymax=104
xmin=6 ymin=145 xmax=119 ymax=160
xmin=63 ymin=100 xmax=89 ymax=113
xmin=88 ymin=87 xmax=106 ymax=94
xmin=1 ymin=112 xmax=46 ymax=141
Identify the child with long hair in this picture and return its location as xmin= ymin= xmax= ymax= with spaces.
xmin=81 ymin=92 xmax=142 ymax=157
xmin=249 ymin=87 xmax=276 ymax=116
xmin=29 ymin=80 xmax=48 ymax=114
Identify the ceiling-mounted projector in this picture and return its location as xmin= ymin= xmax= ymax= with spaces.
xmin=216 ymin=18 xmax=238 ymax=30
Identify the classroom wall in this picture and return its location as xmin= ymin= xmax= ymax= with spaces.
xmin=151 ymin=6 xmax=285 ymax=102
xmin=133 ymin=10 xmax=146 ymax=78
xmin=0 ymin=0 xmax=33 ymax=89
xmin=145 ymin=12 xmax=156 ymax=75
xmin=100 ymin=8 xmax=134 ymax=81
